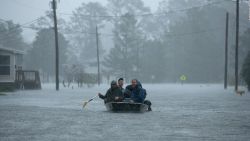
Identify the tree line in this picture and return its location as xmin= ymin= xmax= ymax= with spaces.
xmin=1 ymin=0 xmax=250 ymax=84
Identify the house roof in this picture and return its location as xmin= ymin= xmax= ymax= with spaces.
xmin=0 ymin=46 xmax=25 ymax=54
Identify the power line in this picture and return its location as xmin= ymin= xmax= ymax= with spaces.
xmin=1 ymin=0 xmax=247 ymax=43
xmin=0 ymin=25 xmax=227 ymax=42
xmin=0 ymin=18 xmax=44 ymax=41
xmin=0 ymin=25 xmax=240 ymax=47
xmin=9 ymin=0 xmax=228 ymax=18
xmin=164 ymin=27 xmax=224 ymax=38
xmin=2 ymin=0 xmax=231 ymax=30
xmin=0 ymin=26 xmax=48 ymax=42
xmin=21 ymin=18 xmax=43 ymax=26
xmin=58 ymin=0 xmax=228 ymax=18
xmin=61 ymin=26 xmax=226 ymax=39
xmin=2 ymin=23 xmax=243 ymax=43
xmin=0 ymin=18 xmax=42 ymax=30
xmin=0 ymin=17 xmax=47 ymax=33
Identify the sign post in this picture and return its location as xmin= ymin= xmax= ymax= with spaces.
xmin=180 ymin=75 xmax=187 ymax=85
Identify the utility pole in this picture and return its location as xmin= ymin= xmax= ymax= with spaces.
xmin=96 ymin=26 xmax=100 ymax=86
xmin=51 ymin=0 xmax=59 ymax=91
xmin=136 ymin=39 xmax=140 ymax=77
xmin=224 ymin=12 xmax=229 ymax=89
xmin=235 ymin=0 xmax=239 ymax=91
xmin=124 ymin=34 xmax=128 ymax=83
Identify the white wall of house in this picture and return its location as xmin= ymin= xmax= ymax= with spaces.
xmin=0 ymin=48 xmax=23 ymax=83
xmin=0 ymin=51 xmax=14 ymax=82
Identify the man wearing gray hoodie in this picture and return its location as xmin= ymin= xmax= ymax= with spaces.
xmin=98 ymin=80 xmax=124 ymax=103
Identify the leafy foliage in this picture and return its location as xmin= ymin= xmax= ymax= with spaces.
xmin=25 ymin=28 xmax=68 ymax=76
xmin=0 ymin=20 xmax=27 ymax=50
xmin=66 ymin=2 xmax=107 ymax=63
xmin=241 ymin=52 xmax=250 ymax=90
xmin=240 ymin=29 xmax=250 ymax=89
xmin=103 ymin=13 xmax=144 ymax=81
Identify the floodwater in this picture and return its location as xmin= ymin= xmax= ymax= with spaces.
xmin=0 ymin=84 xmax=250 ymax=141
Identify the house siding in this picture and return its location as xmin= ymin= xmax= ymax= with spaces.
xmin=0 ymin=50 xmax=21 ymax=83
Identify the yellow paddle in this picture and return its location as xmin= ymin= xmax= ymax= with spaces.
xmin=82 ymin=95 xmax=98 ymax=108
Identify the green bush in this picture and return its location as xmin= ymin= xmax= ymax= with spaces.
xmin=0 ymin=86 xmax=15 ymax=92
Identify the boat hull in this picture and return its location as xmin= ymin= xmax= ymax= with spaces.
xmin=105 ymin=102 xmax=149 ymax=112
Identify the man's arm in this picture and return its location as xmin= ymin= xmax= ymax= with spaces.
xmin=135 ymin=88 xmax=146 ymax=103
xmin=98 ymin=93 xmax=106 ymax=99
xmin=99 ymin=88 xmax=112 ymax=100
xmin=124 ymin=89 xmax=131 ymax=98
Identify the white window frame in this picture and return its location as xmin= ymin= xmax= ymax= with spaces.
xmin=0 ymin=55 xmax=11 ymax=76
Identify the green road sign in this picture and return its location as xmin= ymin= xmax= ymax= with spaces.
xmin=180 ymin=75 xmax=187 ymax=81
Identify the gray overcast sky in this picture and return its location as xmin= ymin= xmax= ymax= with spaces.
xmin=0 ymin=0 xmax=160 ymax=43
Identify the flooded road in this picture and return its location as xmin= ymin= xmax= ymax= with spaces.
xmin=0 ymin=84 xmax=250 ymax=141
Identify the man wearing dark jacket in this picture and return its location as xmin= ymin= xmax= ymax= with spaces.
xmin=125 ymin=79 xmax=146 ymax=103
xmin=125 ymin=79 xmax=152 ymax=111
xmin=98 ymin=80 xmax=124 ymax=103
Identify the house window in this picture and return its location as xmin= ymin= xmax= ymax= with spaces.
xmin=0 ymin=55 xmax=10 ymax=75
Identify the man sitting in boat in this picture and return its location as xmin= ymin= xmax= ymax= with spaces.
xmin=98 ymin=80 xmax=124 ymax=103
xmin=125 ymin=79 xmax=146 ymax=103
xmin=117 ymin=78 xmax=125 ymax=94
xmin=125 ymin=79 xmax=152 ymax=111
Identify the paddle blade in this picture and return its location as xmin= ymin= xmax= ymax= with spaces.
xmin=82 ymin=101 xmax=88 ymax=108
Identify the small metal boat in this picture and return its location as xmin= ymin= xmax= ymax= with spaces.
xmin=105 ymin=102 xmax=149 ymax=112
